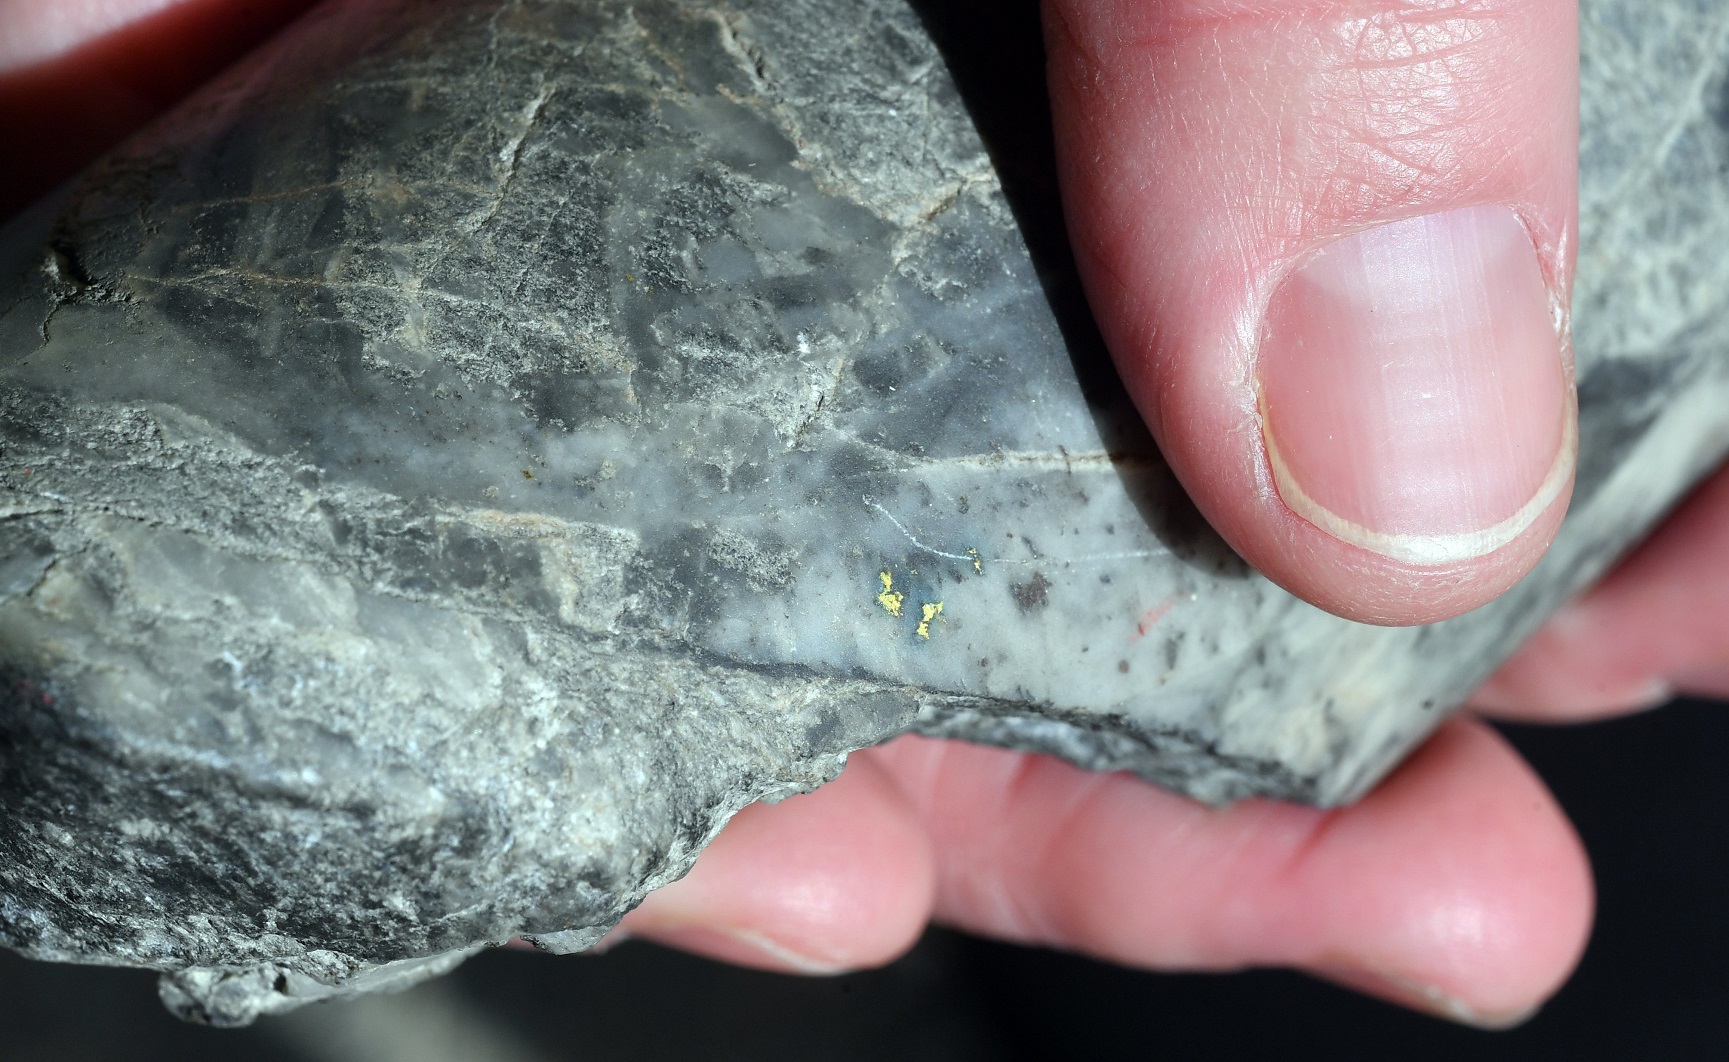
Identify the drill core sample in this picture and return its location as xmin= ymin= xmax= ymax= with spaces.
xmin=2 ymin=0 xmax=1727 ymax=1025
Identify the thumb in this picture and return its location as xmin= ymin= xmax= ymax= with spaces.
xmin=1046 ymin=0 xmax=1578 ymax=625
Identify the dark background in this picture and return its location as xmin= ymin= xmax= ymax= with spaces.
xmin=4 ymin=697 xmax=1726 ymax=1061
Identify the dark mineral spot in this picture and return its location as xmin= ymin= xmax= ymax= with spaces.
xmin=1010 ymin=572 xmax=1049 ymax=612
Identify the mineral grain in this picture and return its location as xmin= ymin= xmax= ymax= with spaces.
xmin=1 ymin=0 xmax=1728 ymax=1025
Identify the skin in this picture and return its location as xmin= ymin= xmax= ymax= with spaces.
xmin=1044 ymin=0 xmax=1580 ymax=625
xmin=3 ymin=0 xmax=1724 ymax=1026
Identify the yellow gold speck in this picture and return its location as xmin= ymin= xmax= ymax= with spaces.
xmin=876 ymin=571 xmax=905 ymax=617
xmin=967 ymin=548 xmax=982 ymax=574
xmin=916 ymin=601 xmax=944 ymax=639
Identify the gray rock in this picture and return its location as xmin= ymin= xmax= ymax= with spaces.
xmin=0 ymin=0 xmax=1726 ymax=1025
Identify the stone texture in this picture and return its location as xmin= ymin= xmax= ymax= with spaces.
xmin=0 ymin=0 xmax=1726 ymax=1026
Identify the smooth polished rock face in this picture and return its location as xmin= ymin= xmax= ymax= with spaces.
xmin=1 ymin=0 xmax=1727 ymax=1025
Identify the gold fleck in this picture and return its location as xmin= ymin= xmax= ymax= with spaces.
xmin=876 ymin=571 xmax=905 ymax=617
xmin=916 ymin=601 xmax=944 ymax=639
xmin=967 ymin=547 xmax=982 ymax=574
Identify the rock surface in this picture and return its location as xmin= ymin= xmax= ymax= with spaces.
xmin=1 ymin=0 xmax=1727 ymax=1025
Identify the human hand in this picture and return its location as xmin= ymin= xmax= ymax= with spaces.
xmin=622 ymin=0 xmax=1639 ymax=1025
xmin=0 ymin=0 xmax=1710 ymax=1028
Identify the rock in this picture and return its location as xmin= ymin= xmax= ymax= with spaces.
xmin=1 ymin=0 xmax=1727 ymax=1025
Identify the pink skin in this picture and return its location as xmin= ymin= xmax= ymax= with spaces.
xmin=1475 ymin=466 xmax=1729 ymax=720
xmin=625 ymin=724 xmax=1591 ymax=1026
xmin=0 ymin=0 xmax=311 ymax=218
xmin=618 ymin=754 xmax=936 ymax=974
xmin=1045 ymin=0 xmax=1580 ymax=624
xmin=5 ymin=0 xmax=1722 ymax=1026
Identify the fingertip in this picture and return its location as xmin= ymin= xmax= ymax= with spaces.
xmin=623 ymin=754 xmax=935 ymax=974
xmin=1476 ymin=463 xmax=1729 ymax=718
xmin=1287 ymin=720 xmax=1594 ymax=1023
xmin=1200 ymin=209 xmax=1581 ymax=627
xmin=1241 ymin=482 xmax=1573 ymax=627
xmin=1470 ymin=603 xmax=1675 ymax=722
xmin=1307 ymin=962 xmax=1543 ymax=1031
xmin=874 ymin=726 xmax=1593 ymax=1025
xmin=0 ymin=0 xmax=317 ymax=219
xmin=1045 ymin=0 xmax=1580 ymax=625
xmin=870 ymin=724 xmax=1593 ymax=1026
